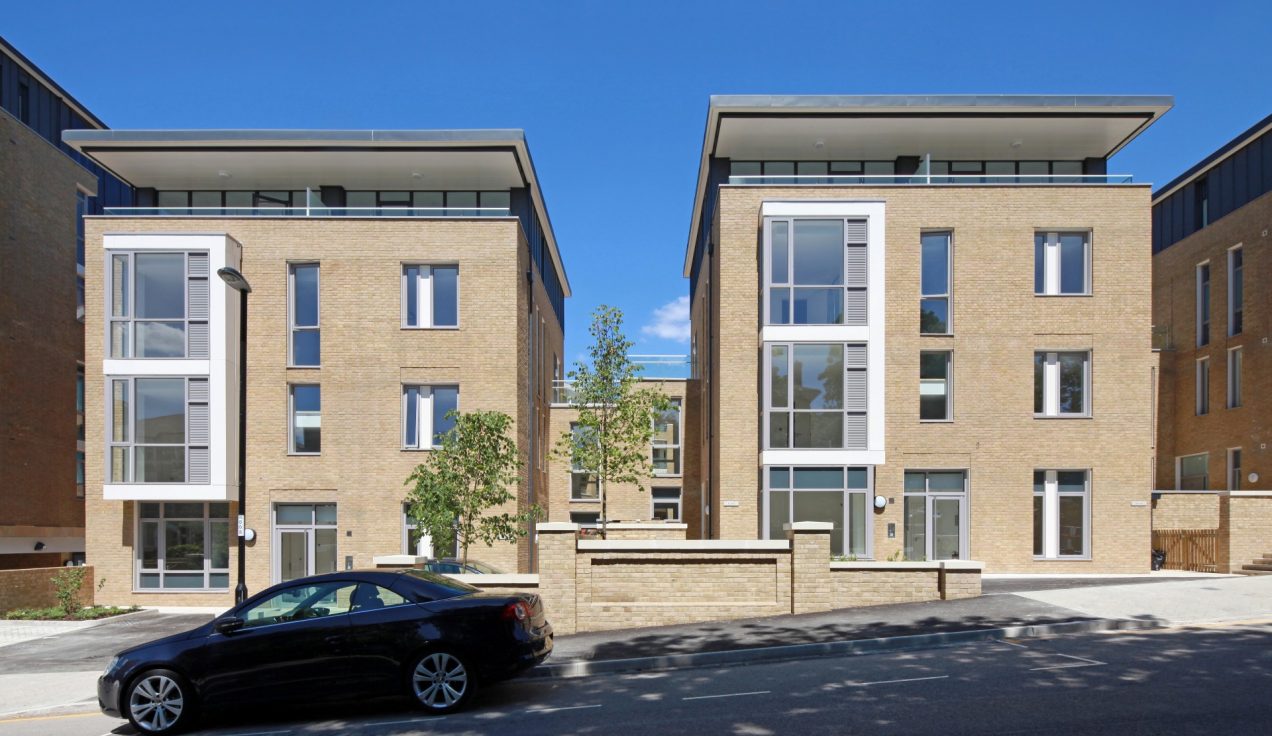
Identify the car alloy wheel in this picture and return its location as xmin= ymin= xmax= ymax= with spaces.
xmin=127 ymin=671 xmax=187 ymax=733
xmin=411 ymin=651 xmax=471 ymax=712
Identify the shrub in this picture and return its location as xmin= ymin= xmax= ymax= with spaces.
xmin=51 ymin=566 xmax=89 ymax=617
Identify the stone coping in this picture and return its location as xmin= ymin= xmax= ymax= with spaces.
xmin=447 ymin=573 xmax=540 ymax=585
xmin=829 ymin=560 xmax=984 ymax=571
xmin=578 ymin=539 xmax=791 ymax=552
xmin=537 ymin=522 xmax=580 ymax=532
xmin=372 ymin=555 xmax=426 ymax=566
xmin=784 ymin=521 xmax=834 ymax=532
xmin=606 ymin=522 xmax=689 ymax=530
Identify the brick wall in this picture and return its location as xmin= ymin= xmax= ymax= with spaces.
xmin=1152 ymin=493 xmax=1221 ymax=529
xmin=0 ymin=566 xmax=94 ymax=612
xmin=1221 ymin=494 xmax=1272 ymax=572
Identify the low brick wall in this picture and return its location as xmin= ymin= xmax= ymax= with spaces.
xmin=0 ymin=566 xmax=94 ymax=612
xmin=1222 ymin=493 xmax=1272 ymax=572
xmin=1153 ymin=493 xmax=1221 ymax=530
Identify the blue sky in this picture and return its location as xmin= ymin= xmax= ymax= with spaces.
xmin=7 ymin=0 xmax=1271 ymax=364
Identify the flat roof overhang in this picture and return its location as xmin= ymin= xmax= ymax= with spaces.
xmin=63 ymin=129 xmax=570 ymax=295
xmin=683 ymin=95 xmax=1174 ymax=275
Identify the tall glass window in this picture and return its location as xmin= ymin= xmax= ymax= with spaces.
xmin=1196 ymin=262 xmax=1210 ymax=347
xmin=765 ymin=467 xmax=869 ymax=557
xmin=919 ymin=351 xmax=952 ymax=421
xmin=289 ymin=385 xmax=321 ymax=454
xmin=569 ymin=423 xmax=599 ymax=501
xmin=108 ymin=377 xmax=208 ymax=483
xmin=289 ymin=263 xmax=320 ymax=366
xmin=1033 ymin=470 xmax=1089 ymax=558
xmin=920 ymin=232 xmax=951 ymax=333
xmin=402 ymin=265 xmax=459 ymax=328
xmin=136 ymin=502 xmax=230 ymax=590
xmin=403 ymin=385 xmax=459 ymax=449
xmin=1196 ymin=358 xmax=1210 ymax=416
xmin=903 ymin=471 xmax=966 ymax=561
xmin=1228 ymin=348 xmax=1242 ymax=409
xmin=767 ymin=218 xmax=867 ymax=325
xmin=768 ymin=344 xmax=844 ymax=449
xmin=1229 ymin=247 xmax=1243 ymax=336
xmin=652 ymin=399 xmax=682 ymax=476
xmin=108 ymin=251 xmax=209 ymax=358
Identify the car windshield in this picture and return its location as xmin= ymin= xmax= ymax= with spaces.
xmin=399 ymin=568 xmax=480 ymax=596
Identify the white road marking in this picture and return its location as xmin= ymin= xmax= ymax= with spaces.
xmin=682 ymin=690 xmax=771 ymax=701
xmin=530 ymin=704 xmax=603 ymax=713
xmin=363 ymin=718 xmax=441 ymax=727
xmin=852 ymin=675 xmax=950 ymax=686
xmin=1029 ymin=653 xmax=1106 ymax=671
xmin=999 ymin=639 xmax=1029 ymax=649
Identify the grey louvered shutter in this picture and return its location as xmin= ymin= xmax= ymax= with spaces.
xmin=187 ymin=322 xmax=209 ymax=358
xmin=843 ymin=344 xmax=867 ymax=368
xmin=843 ymin=414 xmax=868 ymax=450
xmin=188 ymin=278 xmax=209 ymax=319
xmin=187 ymin=252 xmax=210 ymax=277
xmin=844 ymin=371 xmax=867 ymax=412
xmin=845 ymin=245 xmax=867 ymax=287
xmin=845 ymin=220 xmax=868 ymax=244
xmin=188 ymin=404 xmax=210 ymax=445
xmin=187 ymin=448 xmax=210 ymax=483
xmin=843 ymin=289 xmax=868 ymax=325
xmin=188 ymin=379 xmax=210 ymax=403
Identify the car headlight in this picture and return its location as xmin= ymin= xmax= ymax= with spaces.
xmin=104 ymin=656 xmax=121 ymax=676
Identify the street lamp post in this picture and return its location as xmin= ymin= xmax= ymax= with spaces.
xmin=217 ymin=267 xmax=252 ymax=604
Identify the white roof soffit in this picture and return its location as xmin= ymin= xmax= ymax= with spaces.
xmin=63 ymin=130 xmax=570 ymax=296
xmin=683 ymin=95 xmax=1174 ymax=275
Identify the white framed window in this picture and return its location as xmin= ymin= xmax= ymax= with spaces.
xmin=289 ymin=384 xmax=321 ymax=454
xmin=652 ymin=487 xmax=681 ymax=521
xmin=1032 ymin=470 xmax=1090 ymax=559
xmin=764 ymin=466 xmax=871 ymax=557
xmin=764 ymin=218 xmax=868 ymax=325
xmin=273 ymin=503 xmax=337 ymax=583
xmin=652 ymin=399 xmax=682 ymax=476
xmin=402 ymin=265 xmax=459 ymax=328
xmin=1196 ymin=358 xmax=1210 ymax=415
xmin=1033 ymin=232 xmax=1090 ymax=296
xmin=107 ymin=251 xmax=210 ymax=358
xmin=920 ymin=231 xmax=951 ymax=333
xmin=1227 ymin=348 xmax=1242 ymax=409
xmin=136 ymin=502 xmax=230 ymax=590
xmin=108 ymin=376 xmax=209 ymax=483
xmin=920 ymin=351 xmax=952 ymax=421
xmin=1196 ymin=262 xmax=1210 ymax=347
xmin=288 ymin=263 xmax=320 ymax=367
xmin=766 ymin=343 xmax=867 ymax=449
xmin=402 ymin=385 xmax=459 ymax=449
xmin=1177 ymin=453 xmax=1208 ymax=490
xmin=569 ymin=422 xmax=599 ymax=501
xmin=1033 ymin=351 xmax=1090 ymax=417
xmin=903 ymin=470 xmax=968 ymax=561
xmin=1228 ymin=448 xmax=1242 ymax=491
xmin=1228 ymin=247 xmax=1243 ymax=336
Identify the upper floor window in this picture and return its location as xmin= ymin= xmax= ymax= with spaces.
xmin=109 ymin=252 xmax=210 ymax=358
xmin=1034 ymin=351 xmax=1089 ymax=418
xmin=402 ymin=266 xmax=459 ymax=328
xmin=1034 ymin=232 xmax=1090 ymax=296
xmin=569 ymin=423 xmax=599 ymax=501
xmin=1196 ymin=358 xmax=1210 ymax=416
xmin=289 ymin=384 xmax=321 ymax=454
xmin=1196 ymin=262 xmax=1210 ymax=346
xmin=766 ymin=218 xmax=867 ymax=325
xmin=403 ymin=385 xmax=459 ymax=449
xmin=288 ymin=264 xmax=320 ymax=366
xmin=1228 ymin=348 xmax=1243 ymax=409
xmin=346 ymin=190 xmax=510 ymax=214
xmin=766 ymin=343 xmax=866 ymax=449
xmin=652 ymin=399 xmax=682 ymax=476
xmin=1228 ymin=247 xmax=1243 ymax=336
xmin=109 ymin=376 xmax=209 ymax=483
xmin=920 ymin=231 xmax=951 ymax=334
xmin=75 ymin=191 xmax=88 ymax=268
xmin=920 ymin=351 xmax=952 ymax=421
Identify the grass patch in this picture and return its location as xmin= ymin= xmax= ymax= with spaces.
xmin=2 ymin=605 xmax=140 ymax=621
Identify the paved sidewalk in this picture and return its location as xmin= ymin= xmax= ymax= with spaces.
xmin=1015 ymin=574 xmax=1272 ymax=625
xmin=0 ymin=620 xmax=98 ymax=649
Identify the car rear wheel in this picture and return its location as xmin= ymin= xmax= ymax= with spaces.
xmin=125 ymin=669 xmax=194 ymax=734
xmin=409 ymin=650 xmax=475 ymax=714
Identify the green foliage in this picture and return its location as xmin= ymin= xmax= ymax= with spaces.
xmin=405 ymin=410 xmax=541 ymax=564
xmin=2 ymin=605 xmax=138 ymax=621
xmin=555 ymin=305 xmax=670 ymax=537
xmin=51 ymin=566 xmax=88 ymax=617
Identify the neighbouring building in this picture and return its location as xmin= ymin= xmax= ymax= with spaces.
xmin=1152 ymin=112 xmax=1272 ymax=492
xmin=68 ymin=129 xmax=568 ymax=606
xmin=0 ymin=36 xmax=131 ymax=568
xmin=685 ymin=95 xmax=1171 ymax=572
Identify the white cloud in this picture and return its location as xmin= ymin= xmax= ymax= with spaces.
xmin=641 ymin=295 xmax=690 ymax=343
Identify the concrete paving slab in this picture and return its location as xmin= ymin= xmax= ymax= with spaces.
xmin=0 ymin=671 xmax=100 ymax=718
xmin=1015 ymin=574 xmax=1272 ymax=624
xmin=0 ymin=621 xmax=96 ymax=649
xmin=0 ymin=610 xmax=213 ymax=675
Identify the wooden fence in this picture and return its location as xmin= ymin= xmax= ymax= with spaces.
xmin=1152 ymin=529 xmax=1217 ymax=572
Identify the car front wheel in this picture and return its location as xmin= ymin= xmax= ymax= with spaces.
xmin=409 ymin=650 xmax=475 ymax=714
xmin=125 ymin=669 xmax=194 ymax=734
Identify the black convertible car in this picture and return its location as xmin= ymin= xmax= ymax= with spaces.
xmin=98 ymin=569 xmax=552 ymax=734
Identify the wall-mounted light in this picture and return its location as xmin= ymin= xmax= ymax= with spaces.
xmin=1249 ymin=472 xmax=1260 ymax=484
xmin=33 ymin=541 xmax=45 ymax=551
xmin=873 ymin=496 xmax=888 ymax=510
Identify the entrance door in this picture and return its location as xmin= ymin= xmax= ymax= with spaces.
xmin=903 ymin=471 xmax=967 ymax=561
xmin=931 ymin=496 xmax=964 ymax=560
xmin=273 ymin=504 xmax=337 ymax=582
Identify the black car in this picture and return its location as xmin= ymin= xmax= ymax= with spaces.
xmin=98 ymin=569 xmax=552 ymax=734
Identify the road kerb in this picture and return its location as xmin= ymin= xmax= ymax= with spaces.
xmin=531 ymin=617 xmax=1166 ymax=680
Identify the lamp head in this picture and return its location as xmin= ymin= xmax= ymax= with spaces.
xmin=217 ymin=267 xmax=252 ymax=293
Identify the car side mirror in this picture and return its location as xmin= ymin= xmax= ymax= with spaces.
xmin=215 ymin=616 xmax=245 ymax=635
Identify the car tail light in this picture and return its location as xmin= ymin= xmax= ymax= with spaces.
xmin=502 ymin=601 xmax=530 ymax=623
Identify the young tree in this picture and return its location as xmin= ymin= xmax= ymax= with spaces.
xmin=405 ymin=410 xmax=541 ymax=565
xmin=558 ymin=306 xmax=669 ymax=538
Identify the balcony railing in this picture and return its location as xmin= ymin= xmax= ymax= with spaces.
xmin=551 ymin=355 xmax=691 ymax=406
xmin=727 ymin=174 xmax=1133 ymax=186
xmin=101 ymin=206 xmax=513 ymax=218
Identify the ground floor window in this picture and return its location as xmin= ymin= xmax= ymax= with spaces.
xmin=903 ymin=471 xmax=967 ymax=561
xmin=273 ymin=503 xmax=337 ymax=582
xmin=652 ymin=487 xmax=681 ymax=520
xmin=1178 ymin=453 xmax=1208 ymax=490
xmin=402 ymin=504 xmax=458 ymax=557
xmin=763 ymin=467 xmax=870 ymax=556
xmin=1033 ymin=470 xmax=1090 ymax=559
xmin=571 ymin=511 xmax=601 ymax=537
xmin=136 ymin=502 xmax=230 ymax=590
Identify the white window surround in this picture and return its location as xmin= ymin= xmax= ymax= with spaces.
xmin=759 ymin=201 xmax=886 ymax=468
xmin=102 ymin=234 xmax=242 ymax=502
xmin=1033 ymin=469 xmax=1091 ymax=560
